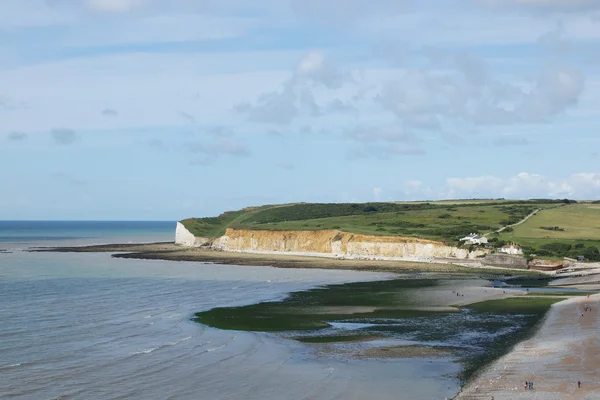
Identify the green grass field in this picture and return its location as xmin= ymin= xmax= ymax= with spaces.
xmin=498 ymin=204 xmax=600 ymax=260
xmin=503 ymin=204 xmax=600 ymax=240
xmin=182 ymin=200 xmax=565 ymax=243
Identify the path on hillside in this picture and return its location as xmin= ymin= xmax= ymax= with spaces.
xmin=487 ymin=208 xmax=540 ymax=236
xmin=455 ymin=294 xmax=600 ymax=399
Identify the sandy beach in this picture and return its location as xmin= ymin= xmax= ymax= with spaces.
xmin=455 ymin=294 xmax=600 ymax=399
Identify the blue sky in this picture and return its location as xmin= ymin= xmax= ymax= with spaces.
xmin=1 ymin=0 xmax=599 ymax=220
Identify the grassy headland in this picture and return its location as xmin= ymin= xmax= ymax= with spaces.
xmin=181 ymin=199 xmax=567 ymax=244
xmin=180 ymin=199 xmax=600 ymax=263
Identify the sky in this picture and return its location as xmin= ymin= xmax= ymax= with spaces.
xmin=1 ymin=0 xmax=599 ymax=220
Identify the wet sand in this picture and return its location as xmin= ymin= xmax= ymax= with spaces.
xmin=550 ymin=273 xmax=600 ymax=291
xmin=411 ymin=279 xmax=526 ymax=307
xmin=455 ymin=294 xmax=600 ymax=399
xmin=312 ymin=343 xmax=457 ymax=359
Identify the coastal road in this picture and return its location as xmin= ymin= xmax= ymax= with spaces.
xmin=455 ymin=294 xmax=600 ymax=399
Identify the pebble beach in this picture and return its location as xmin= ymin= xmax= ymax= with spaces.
xmin=456 ymin=294 xmax=600 ymax=399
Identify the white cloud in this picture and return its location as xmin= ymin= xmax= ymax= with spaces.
xmin=372 ymin=187 xmax=383 ymax=201
xmin=445 ymin=175 xmax=505 ymax=196
xmin=479 ymin=0 xmax=600 ymax=13
xmin=402 ymin=180 xmax=424 ymax=194
xmin=295 ymin=51 xmax=348 ymax=89
xmin=85 ymin=0 xmax=146 ymax=13
xmin=236 ymin=83 xmax=298 ymax=125
xmin=443 ymin=172 xmax=600 ymax=199
xmin=236 ymin=51 xmax=353 ymax=125
xmin=377 ymin=51 xmax=585 ymax=130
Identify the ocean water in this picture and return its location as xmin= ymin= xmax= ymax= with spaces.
xmin=0 ymin=220 xmax=176 ymax=247
xmin=0 ymin=222 xmax=460 ymax=400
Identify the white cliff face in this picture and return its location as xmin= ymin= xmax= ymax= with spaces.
xmin=205 ymin=228 xmax=488 ymax=260
xmin=175 ymin=222 xmax=210 ymax=247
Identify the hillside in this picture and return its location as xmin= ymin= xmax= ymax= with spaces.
xmin=497 ymin=203 xmax=600 ymax=261
xmin=180 ymin=199 xmax=569 ymax=245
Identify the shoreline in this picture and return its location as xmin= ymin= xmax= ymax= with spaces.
xmin=30 ymin=241 xmax=600 ymax=398
xmin=455 ymin=294 xmax=600 ymax=399
xmin=30 ymin=242 xmax=543 ymax=276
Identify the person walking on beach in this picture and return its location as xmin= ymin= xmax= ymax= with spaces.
xmin=525 ymin=381 xmax=528 ymax=389
xmin=578 ymin=381 xmax=581 ymax=388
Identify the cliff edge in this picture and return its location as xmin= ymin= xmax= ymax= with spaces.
xmin=176 ymin=224 xmax=487 ymax=261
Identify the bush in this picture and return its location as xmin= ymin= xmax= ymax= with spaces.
xmin=578 ymin=247 xmax=600 ymax=261
xmin=540 ymin=226 xmax=565 ymax=231
xmin=438 ymin=214 xmax=452 ymax=219
xmin=540 ymin=242 xmax=572 ymax=254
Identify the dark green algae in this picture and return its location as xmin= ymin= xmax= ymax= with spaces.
xmin=193 ymin=278 xmax=562 ymax=383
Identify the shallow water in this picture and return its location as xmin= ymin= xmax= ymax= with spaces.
xmin=0 ymin=222 xmax=461 ymax=400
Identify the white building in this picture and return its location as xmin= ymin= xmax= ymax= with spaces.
xmin=498 ymin=244 xmax=523 ymax=255
xmin=460 ymin=233 xmax=488 ymax=245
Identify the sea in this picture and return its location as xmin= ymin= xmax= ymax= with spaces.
xmin=0 ymin=221 xmax=460 ymax=400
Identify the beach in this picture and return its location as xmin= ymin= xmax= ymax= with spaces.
xmin=455 ymin=294 xmax=600 ymax=399
xmin=30 ymin=242 xmax=541 ymax=276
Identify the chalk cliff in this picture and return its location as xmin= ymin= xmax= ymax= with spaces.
xmin=175 ymin=222 xmax=211 ymax=247
xmin=176 ymin=224 xmax=487 ymax=261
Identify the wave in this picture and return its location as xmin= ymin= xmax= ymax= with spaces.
xmin=128 ymin=335 xmax=193 ymax=356
xmin=0 ymin=362 xmax=29 ymax=371
xmin=167 ymin=336 xmax=192 ymax=346
xmin=129 ymin=347 xmax=159 ymax=355
xmin=203 ymin=335 xmax=236 ymax=353
xmin=206 ymin=344 xmax=226 ymax=352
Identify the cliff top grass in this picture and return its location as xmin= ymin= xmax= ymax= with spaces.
xmin=499 ymin=204 xmax=600 ymax=240
xmin=497 ymin=203 xmax=600 ymax=260
xmin=181 ymin=199 xmax=569 ymax=244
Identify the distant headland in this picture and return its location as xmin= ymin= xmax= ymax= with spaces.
xmin=175 ymin=199 xmax=600 ymax=273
